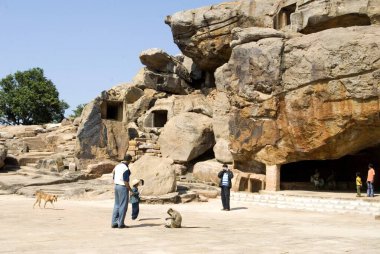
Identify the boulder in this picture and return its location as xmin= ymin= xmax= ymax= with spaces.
xmin=0 ymin=132 xmax=14 ymax=139
xmin=213 ymin=139 xmax=233 ymax=164
xmin=129 ymin=155 xmax=177 ymax=196
xmin=73 ymin=117 xmax=81 ymax=126
xmin=36 ymin=155 xmax=65 ymax=172
xmin=86 ymin=161 xmax=118 ymax=177
xmin=61 ymin=118 xmax=72 ymax=126
xmin=134 ymin=67 xmax=193 ymax=95
xmin=165 ymin=0 xmax=276 ymax=71
xmin=158 ymin=112 xmax=215 ymax=163
xmin=125 ymin=86 xmax=144 ymax=104
xmin=0 ymin=144 xmax=7 ymax=168
xmin=139 ymin=48 xmax=175 ymax=72
xmin=193 ymin=159 xmax=225 ymax=185
xmin=75 ymin=99 xmax=103 ymax=159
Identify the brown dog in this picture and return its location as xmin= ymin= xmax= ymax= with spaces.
xmin=33 ymin=190 xmax=58 ymax=208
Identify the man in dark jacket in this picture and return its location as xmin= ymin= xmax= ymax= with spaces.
xmin=218 ymin=164 xmax=234 ymax=211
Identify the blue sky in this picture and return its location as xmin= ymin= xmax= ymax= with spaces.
xmin=0 ymin=0 xmax=223 ymax=116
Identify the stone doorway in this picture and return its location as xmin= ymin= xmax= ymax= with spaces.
xmin=274 ymin=3 xmax=296 ymax=29
xmin=280 ymin=145 xmax=380 ymax=191
xmin=101 ymin=101 xmax=123 ymax=121
xmin=144 ymin=110 xmax=168 ymax=128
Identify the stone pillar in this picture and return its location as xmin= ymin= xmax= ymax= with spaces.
xmin=265 ymin=164 xmax=281 ymax=191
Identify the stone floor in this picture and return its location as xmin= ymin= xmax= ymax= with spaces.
xmin=1 ymin=195 xmax=379 ymax=254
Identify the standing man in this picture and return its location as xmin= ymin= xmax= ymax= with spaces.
xmin=218 ymin=164 xmax=234 ymax=211
xmin=367 ymin=163 xmax=375 ymax=197
xmin=111 ymin=154 xmax=133 ymax=228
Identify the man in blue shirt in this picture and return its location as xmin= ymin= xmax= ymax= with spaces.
xmin=111 ymin=154 xmax=132 ymax=228
xmin=218 ymin=164 xmax=234 ymax=211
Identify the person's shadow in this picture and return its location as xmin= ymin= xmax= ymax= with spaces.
xmin=230 ymin=207 xmax=248 ymax=211
xmin=129 ymin=223 xmax=162 ymax=228
xmin=138 ymin=218 xmax=160 ymax=221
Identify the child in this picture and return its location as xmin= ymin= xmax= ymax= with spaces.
xmin=130 ymin=179 xmax=144 ymax=220
xmin=356 ymin=172 xmax=362 ymax=197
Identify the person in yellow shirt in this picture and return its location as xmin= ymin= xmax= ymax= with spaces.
xmin=356 ymin=172 xmax=362 ymax=197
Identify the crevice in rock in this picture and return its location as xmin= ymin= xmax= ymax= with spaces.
xmin=300 ymin=14 xmax=371 ymax=34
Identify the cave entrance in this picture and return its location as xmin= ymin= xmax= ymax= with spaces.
xmin=101 ymin=101 xmax=123 ymax=121
xmin=144 ymin=110 xmax=168 ymax=128
xmin=274 ymin=3 xmax=297 ymax=29
xmin=301 ymin=14 xmax=371 ymax=34
xmin=280 ymin=145 xmax=380 ymax=191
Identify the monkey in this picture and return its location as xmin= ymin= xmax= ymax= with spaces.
xmin=165 ymin=208 xmax=182 ymax=228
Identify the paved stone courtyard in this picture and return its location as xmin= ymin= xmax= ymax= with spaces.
xmin=1 ymin=195 xmax=379 ymax=253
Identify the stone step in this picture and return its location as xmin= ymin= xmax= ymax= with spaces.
xmin=230 ymin=192 xmax=380 ymax=216
xmin=18 ymin=152 xmax=56 ymax=166
xmin=26 ymin=163 xmax=38 ymax=167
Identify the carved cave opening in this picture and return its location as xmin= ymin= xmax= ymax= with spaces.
xmin=238 ymin=177 xmax=263 ymax=193
xmin=301 ymin=14 xmax=371 ymax=34
xmin=274 ymin=3 xmax=296 ymax=29
xmin=280 ymin=145 xmax=380 ymax=191
xmin=145 ymin=110 xmax=168 ymax=128
xmin=101 ymin=101 xmax=123 ymax=121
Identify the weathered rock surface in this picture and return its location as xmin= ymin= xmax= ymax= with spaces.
xmin=36 ymin=155 xmax=65 ymax=172
xmin=129 ymin=155 xmax=176 ymax=196
xmin=76 ymin=97 xmax=129 ymax=163
xmin=0 ymin=144 xmax=7 ymax=168
xmin=134 ymin=67 xmax=193 ymax=95
xmin=139 ymin=48 xmax=176 ymax=73
xmin=230 ymin=27 xmax=285 ymax=48
xmin=213 ymin=139 xmax=233 ymax=164
xmin=193 ymin=159 xmax=224 ymax=185
xmin=216 ymin=37 xmax=284 ymax=100
xmin=165 ymin=0 xmax=276 ymax=71
xmin=86 ymin=160 xmax=117 ymax=178
xmin=158 ymin=112 xmax=215 ymax=163
xmin=285 ymin=0 xmax=380 ymax=34
xmin=220 ymin=26 xmax=380 ymax=166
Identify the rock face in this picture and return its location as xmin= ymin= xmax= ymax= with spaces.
xmin=0 ymin=144 xmax=7 ymax=168
xmin=193 ymin=159 xmax=224 ymax=185
xmin=285 ymin=0 xmax=380 ymax=34
xmin=217 ymin=26 xmax=380 ymax=166
xmin=72 ymin=0 xmax=380 ymax=194
xmin=76 ymin=92 xmax=129 ymax=165
xmin=158 ymin=112 xmax=215 ymax=163
xmin=129 ymin=155 xmax=176 ymax=196
xmin=165 ymin=0 xmax=276 ymax=71
xmin=86 ymin=161 xmax=117 ymax=178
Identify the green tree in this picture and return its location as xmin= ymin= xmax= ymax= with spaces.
xmin=69 ymin=103 xmax=86 ymax=119
xmin=0 ymin=67 xmax=69 ymax=125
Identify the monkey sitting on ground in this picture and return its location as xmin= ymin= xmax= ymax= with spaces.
xmin=33 ymin=190 xmax=58 ymax=209
xmin=165 ymin=208 xmax=182 ymax=228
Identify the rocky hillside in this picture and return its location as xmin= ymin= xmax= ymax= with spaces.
xmin=2 ymin=0 xmax=380 ymax=196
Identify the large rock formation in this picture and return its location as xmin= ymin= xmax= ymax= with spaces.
xmin=129 ymin=155 xmax=176 ymax=196
xmin=158 ymin=112 xmax=215 ymax=163
xmin=73 ymin=0 xmax=380 ymax=194
xmin=216 ymin=25 xmax=380 ymax=166
xmin=165 ymin=0 xmax=276 ymax=71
